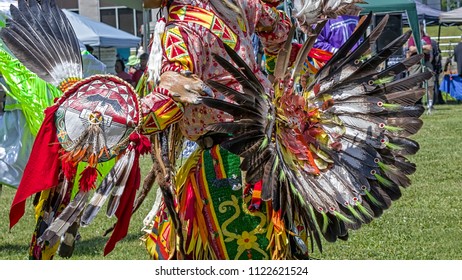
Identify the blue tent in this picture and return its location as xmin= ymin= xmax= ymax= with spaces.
xmin=404 ymin=1 xmax=442 ymax=26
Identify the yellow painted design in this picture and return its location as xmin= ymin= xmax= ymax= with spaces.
xmin=237 ymin=17 xmax=246 ymax=33
xmin=141 ymin=99 xmax=184 ymax=134
xmin=34 ymin=189 xmax=51 ymax=220
xmin=219 ymin=195 xmax=269 ymax=260
xmin=32 ymin=189 xmax=60 ymax=259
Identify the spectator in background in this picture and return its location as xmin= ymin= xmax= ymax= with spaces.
xmin=297 ymin=71 xmax=310 ymax=93
xmin=313 ymin=5 xmax=362 ymax=54
xmin=80 ymin=42 xmax=106 ymax=77
xmin=454 ymin=35 xmax=462 ymax=77
xmin=407 ymin=25 xmax=434 ymax=107
xmin=114 ymin=59 xmax=133 ymax=85
xmin=132 ymin=53 xmax=149 ymax=87
xmin=85 ymin=45 xmax=98 ymax=60
xmin=126 ymin=54 xmax=140 ymax=75
xmin=431 ymin=39 xmax=444 ymax=104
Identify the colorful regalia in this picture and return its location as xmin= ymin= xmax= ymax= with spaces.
xmin=2 ymin=0 xmax=430 ymax=260
xmin=140 ymin=0 xmax=429 ymax=260
xmin=0 ymin=16 xmax=106 ymax=190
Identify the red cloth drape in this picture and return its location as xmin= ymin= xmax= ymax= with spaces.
xmin=103 ymin=133 xmax=150 ymax=255
xmin=10 ymin=104 xmax=61 ymax=228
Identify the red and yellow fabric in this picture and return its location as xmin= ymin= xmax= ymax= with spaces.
xmin=29 ymin=190 xmax=59 ymax=260
xmin=142 ymin=0 xmax=297 ymax=260
xmin=140 ymin=92 xmax=184 ymax=135
xmin=145 ymin=145 xmax=279 ymax=259
xmin=302 ymin=48 xmax=333 ymax=76
xmin=162 ymin=25 xmax=194 ymax=73
xmin=168 ymin=5 xmax=240 ymax=50
xmin=29 ymin=182 xmax=71 ymax=260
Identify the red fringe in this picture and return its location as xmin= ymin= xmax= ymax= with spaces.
xmin=129 ymin=133 xmax=151 ymax=154
xmin=61 ymin=157 xmax=78 ymax=181
xmin=79 ymin=166 xmax=98 ymax=192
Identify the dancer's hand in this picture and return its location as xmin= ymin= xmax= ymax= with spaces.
xmin=158 ymin=71 xmax=213 ymax=105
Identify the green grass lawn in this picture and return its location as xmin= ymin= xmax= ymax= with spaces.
xmin=0 ymin=156 xmax=157 ymax=260
xmin=310 ymin=103 xmax=462 ymax=260
xmin=1 ymin=104 xmax=462 ymax=260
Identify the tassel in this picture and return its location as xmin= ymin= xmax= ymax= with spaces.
xmin=79 ymin=166 xmax=98 ymax=192
xmin=62 ymin=111 xmax=109 ymax=166
xmin=62 ymin=158 xmax=77 ymax=181
xmin=147 ymin=17 xmax=166 ymax=85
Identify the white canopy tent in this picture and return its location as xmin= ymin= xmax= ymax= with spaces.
xmin=437 ymin=7 xmax=462 ymax=48
xmin=0 ymin=1 xmax=141 ymax=48
xmin=62 ymin=9 xmax=141 ymax=48
xmin=439 ymin=7 xmax=462 ymax=24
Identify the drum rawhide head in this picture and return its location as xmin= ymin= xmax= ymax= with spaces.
xmin=55 ymin=75 xmax=141 ymax=166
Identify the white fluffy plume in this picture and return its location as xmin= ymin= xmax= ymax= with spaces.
xmin=147 ymin=17 xmax=166 ymax=85
xmin=293 ymin=0 xmax=363 ymax=25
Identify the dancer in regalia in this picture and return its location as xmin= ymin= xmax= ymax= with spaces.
xmin=2 ymin=0 xmax=429 ymax=260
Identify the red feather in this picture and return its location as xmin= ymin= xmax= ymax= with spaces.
xmin=79 ymin=166 xmax=98 ymax=192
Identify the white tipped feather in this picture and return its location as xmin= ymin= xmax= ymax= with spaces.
xmin=147 ymin=17 xmax=166 ymax=85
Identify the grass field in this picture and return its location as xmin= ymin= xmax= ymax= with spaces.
xmin=310 ymin=103 xmax=462 ymax=260
xmin=1 ymin=103 xmax=462 ymax=260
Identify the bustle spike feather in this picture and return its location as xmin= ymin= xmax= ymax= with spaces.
xmin=147 ymin=17 xmax=166 ymax=85
xmin=37 ymin=190 xmax=89 ymax=248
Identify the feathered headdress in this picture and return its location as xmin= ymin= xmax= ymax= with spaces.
xmin=3 ymin=0 xmax=151 ymax=257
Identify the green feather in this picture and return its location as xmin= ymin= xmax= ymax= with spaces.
xmin=279 ymin=169 xmax=286 ymax=181
xmin=356 ymin=202 xmax=373 ymax=218
xmin=333 ymin=211 xmax=354 ymax=224
xmin=364 ymin=189 xmax=382 ymax=206
xmin=385 ymin=141 xmax=403 ymax=150
xmin=374 ymin=173 xmax=394 ymax=188
xmin=358 ymin=54 xmax=370 ymax=62
xmin=308 ymin=204 xmax=316 ymax=221
xmin=378 ymin=161 xmax=399 ymax=173
xmin=377 ymin=161 xmax=389 ymax=171
xmin=321 ymin=211 xmax=329 ymax=234
xmin=272 ymin=156 xmax=279 ymax=172
xmin=347 ymin=205 xmax=365 ymax=222
xmin=382 ymin=103 xmax=401 ymax=110
xmin=373 ymin=76 xmax=394 ymax=85
xmin=291 ymin=182 xmax=306 ymax=207
xmin=259 ymin=136 xmax=269 ymax=151
xmin=383 ymin=125 xmax=404 ymax=133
